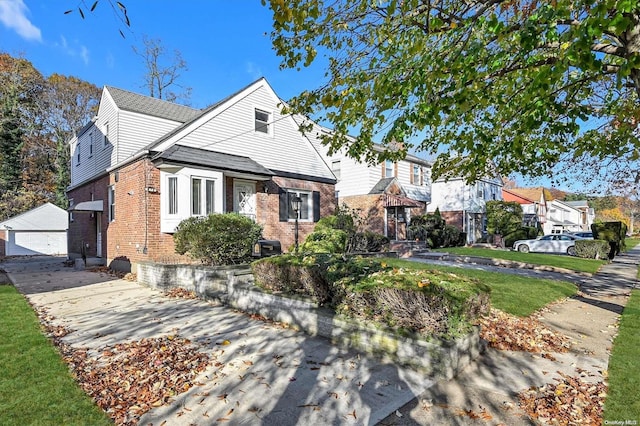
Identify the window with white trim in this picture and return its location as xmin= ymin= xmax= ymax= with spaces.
xmin=168 ymin=176 xmax=178 ymax=214
xmin=385 ymin=160 xmax=394 ymax=177
xmin=108 ymin=186 xmax=115 ymax=222
xmin=89 ymin=131 xmax=93 ymax=157
xmin=191 ymin=177 xmax=216 ymax=216
xmin=254 ymin=108 xmax=270 ymax=134
xmin=331 ymin=160 xmax=341 ymax=180
xmin=288 ymin=191 xmax=310 ymax=220
xmin=103 ymin=122 xmax=110 ymax=148
xmin=412 ymin=164 xmax=421 ymax=185
xmin=76 ymin=143 xmax=81 ymax=165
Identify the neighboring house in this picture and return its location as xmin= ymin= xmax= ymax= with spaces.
xmin=545 ymin=199 xmax=593 ymax=234
xmin=563 ymin=200 xmax=596 ymax=231
xmin=428 ymin=175 xmax=504 ymax=243
xmin=0 ymin=203 xmax=68 ymax=256
xmin=303 ymin=123 xmax=431 ymax=240
xmin=502 ymin=187 xmax=551 ymax=228
xmin=67 ymin=78 xmax=336 ymax=271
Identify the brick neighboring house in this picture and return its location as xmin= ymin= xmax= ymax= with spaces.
xmin=300 ymin=122 xmax=431 ymax=240
xmin=67 ymin=78 xmax=336 ymax=271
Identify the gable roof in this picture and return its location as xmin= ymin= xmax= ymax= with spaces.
xmin=507 ymin=187 xmax=552 ymax=202
xmin=369 ymin=177 xmax=402 ymax=195
xmin=105 ymin=86 xmax=201 ymax=123
xmin=152 ymin=145 xmax=274 ymax=178
xmin=0 ymin=203 xmax=68 ymax=231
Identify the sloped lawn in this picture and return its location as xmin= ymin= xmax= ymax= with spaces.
xmin=433 ymin=246 xmax=606 ymax=274
xmin=0 ymin=284 xmax=111 ymax=426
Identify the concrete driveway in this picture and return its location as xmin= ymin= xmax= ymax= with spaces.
xmin=1 ymin=256 xmax=432 ymax=425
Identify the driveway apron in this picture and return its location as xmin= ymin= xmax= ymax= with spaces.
xmin=2 ymin=257 xmax=432 ymax=426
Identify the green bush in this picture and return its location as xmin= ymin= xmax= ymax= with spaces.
xmin=252 ymin=254 xmax=490 ymax=339
xmin=251 ymin=254 xmax=331 ymax=304
xmin=592 ymin=221 xmax=627 ymax=258
xmin=300 ymin=205 xmax=388 ymax=254
xmin=504 ymin=226 xmax=538 ymax=248
xmin=174 ymin=213 xmax=262 ymax=265
xmin=486 ymin=200 xmax=523 ymax=236
xmin=575 ymin=240 xmax=611 ymax=259
xmin=407 ymin=212 xmax=447 ymax=248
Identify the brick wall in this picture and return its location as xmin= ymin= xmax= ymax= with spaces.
xmin=258 ymin=176 xmax=336 ymax=251
xmin=339 ymin=194 xmax=386 ymax=235
xmin=69 ymin=157 xmax=336 ymax=268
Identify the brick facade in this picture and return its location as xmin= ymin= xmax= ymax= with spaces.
xmin=68 ymin=157 xmax=336 ymax=271
xmin=0 ymin=230 xmax=6 ymax=257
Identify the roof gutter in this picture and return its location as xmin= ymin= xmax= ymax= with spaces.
xmin=106 ymin=150 xmax=150 ymax=173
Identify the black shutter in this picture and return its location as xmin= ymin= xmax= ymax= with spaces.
xmin=313 ymin=191 xmax=320 ymax=222
xmin=279 ymin=190 xmax=288 ymax=222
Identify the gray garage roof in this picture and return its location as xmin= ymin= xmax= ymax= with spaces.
xmin=151 ymin=145 xmax=274 ymax=177
xmin=0 ymin=203 xmax=68 ymax=231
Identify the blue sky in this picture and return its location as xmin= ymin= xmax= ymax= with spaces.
xmin=0 ymin=0 xmax=574 ymax=191
xmin=0 ymin=0 xmax=328 ymax=108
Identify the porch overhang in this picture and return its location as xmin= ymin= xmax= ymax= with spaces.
xmin=384 ymin=194 xmax=422 ymax=208
xmin=69 ymin=200 xmax=104 ymax=212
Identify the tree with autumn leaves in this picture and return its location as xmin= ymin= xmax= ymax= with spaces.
xmin=0 ymin=53 xmax=100 ymax=220
xmin=265 ymin=0 xmax=640 ymax=191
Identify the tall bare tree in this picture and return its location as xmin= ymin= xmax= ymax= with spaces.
xmin=133 ymin=35 xmax=191 ymax=104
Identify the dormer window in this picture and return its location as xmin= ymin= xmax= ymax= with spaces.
xmin=255 ymin=108 xmax=270 ymax=134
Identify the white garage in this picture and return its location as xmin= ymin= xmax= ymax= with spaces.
xmin=0 ymin=203 xmax=68 ymax=256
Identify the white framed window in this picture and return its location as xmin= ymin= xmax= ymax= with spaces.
xmin=412 ymin=164 xmax=421 ymax=184
xmin=254 ymin=108 xmax=270 ymax=134
xmin=288 ymin=191 xmax=311 ymax=221
xmin=103 ymin=122 xmax=110 ymax=148
xmin=191 ymin=177 xmax=216 ymax=216
xmin=168 ymin=176 xmax=178 ymax=215
xmin=476 ymin=182 xmax=484 ymax=198
xmin=89 ymin=132 xmax=94 ymax=157
xmin=331 ymin=160 xmax=341 ymax=180
xmin=76 ymin=143 xmax=81 ymax=165
xmin=385 ymin=160 xmax=394 ymax=178
xmin=108 ymin=185 xmax=115 ymax=222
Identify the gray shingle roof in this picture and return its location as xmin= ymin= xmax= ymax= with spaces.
xmin=106 ymin=86 xmax=201 ymax=123
xmin=369 ymin=177 xmax=399 ymax=194
xmin=152 ymin=145 xmax=274 ymax=177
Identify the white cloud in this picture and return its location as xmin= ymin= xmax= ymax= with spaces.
xmin=54 ymin=35 xmax=90 ymax=65
xmin=0 ymin=0 xmax=42 ymax=42
xmin=246 ymin=62 xmax=262 ymax=80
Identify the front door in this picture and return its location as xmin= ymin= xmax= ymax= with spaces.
xmin=233 ymin=181 xmax=256 ymax=221
xmin=96 ymin=212 xmax=102 ymax=257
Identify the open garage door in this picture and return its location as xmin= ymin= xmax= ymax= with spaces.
xmin=7 ymin=231 xmax=67 ymax=256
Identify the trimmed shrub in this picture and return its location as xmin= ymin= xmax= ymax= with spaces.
xmin=334 ymin=268 xmax=490 ymax=337
xmin=346 ymin=231 xmax=390 ymax=253
xmin=251 ymin=254 xmax=331 ymax=304
xmin=173 ymin=213 xmax=262 ymax=265
xmin=252 ymin=254 xmax=491 ymax=339
xmin=575 ymin=240 xmax=611 ymax=259
xmin=407 ymin=212 xmax=447 ymax=248
xmin=504 ymin=226 xmax=538 ymax=248
xmin=592 ymin=221 xmax=627 ymax=258
xmin=299 ymin=228 xmax=348 ymax=253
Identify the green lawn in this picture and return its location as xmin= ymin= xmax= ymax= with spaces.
xmin=433 ymin=246 xmax=606 ymax=274
xmin=604 ymin=289 xmax=640 ymax=422
xmin=383 ymin=258 xmax=578 ymax=317
xmin=0 ymin=284 xmax=111 ymax=426
xmin=623 ymin=238 xmax=640 ymax=251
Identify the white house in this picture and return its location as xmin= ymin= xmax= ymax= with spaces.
xmin=300 ymin=122 xmax=431 ymax=239
xmin=428 ymin=175 xmax=504 ymax=243
xmin=0 ymin=203 xmax=68 ymax=256
xmin=545 ymin=199 xmax=594 ymax=234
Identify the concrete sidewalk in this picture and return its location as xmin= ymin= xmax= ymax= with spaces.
xmin=2 ymin=256 xmax=432 ymax=426
xmin=2 ymin=248 xmax=637 ymax=425
xmin=380 ymin=247 xmax=639 ymax=425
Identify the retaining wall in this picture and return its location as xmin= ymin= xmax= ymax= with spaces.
xmin=137 ymin=261 xmax=484 ymax=379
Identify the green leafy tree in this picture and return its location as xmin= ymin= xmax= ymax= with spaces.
xmin=266 ymin=0 xmax=640 ymax=189
xmin=485 ymin=200 xmax=524 ymax=235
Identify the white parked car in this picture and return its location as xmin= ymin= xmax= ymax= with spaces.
xmin=513 ymin=234 xmax=585 ymax=256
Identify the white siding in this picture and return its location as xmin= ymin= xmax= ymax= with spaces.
xmin=430 ymin=177 xmax=503 ymax=213
xmin=117 ymin=110 xmax=184 ymax=160
xmin=158 ymin=84 xmax=333 ymax=180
